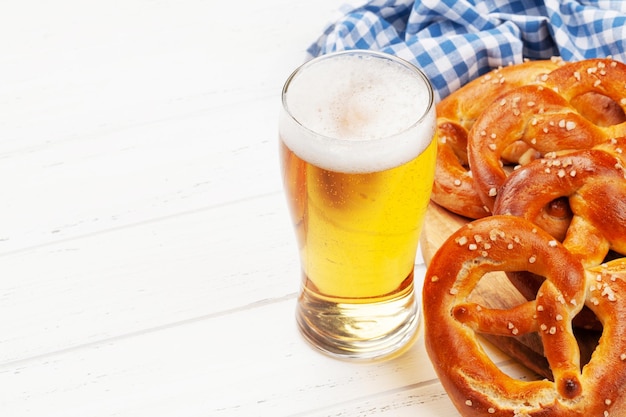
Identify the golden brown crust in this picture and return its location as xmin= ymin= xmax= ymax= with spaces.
xmin=492 ymin=138 xmax=626 ymax=331
xmin=423 ymin=216 xmax=626 ymax=417
xmin=432 ymin=58 xmax=626 ymax=217
xmin=468 ymin=59 xmax=626 ymax=212
xmin=467 ymin=85 xmax=612 ymax=211
xmin=493 ymin=139 xmax=626 ymax=267
xmin=426 ymin=58 xmax=626 ymax=416
xmin=433 ymin=59 xmax=564 ymax=218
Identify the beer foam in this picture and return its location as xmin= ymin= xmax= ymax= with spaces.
xmin=280 ymin=52 xmax=435 ymax=173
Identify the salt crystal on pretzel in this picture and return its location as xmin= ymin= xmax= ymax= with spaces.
xmin=433 ymin=59 xmax=564 ymax=218
xmin=423 ymin=215 xmax=626 ymax=417
xmin=492 ymin=138 xmax=626 ymax=331
xmin=494 ymin=138 xmax=626 ymax=269
xmin=433 ymin=58 xmax=626 ymax=218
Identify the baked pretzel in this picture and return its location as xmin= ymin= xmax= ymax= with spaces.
xmin=467 ymin=58 xmax=626 ymax=212
xmin=423 ymin=215 xmax=626 ymax=417
xmin=492 ymin=138 xmax=626 ymax=330
xmin=433 ymin=59 xmax=564 ymax=218
xmin=494 ymin=139 xmax=626 ymax=267
xmin=433 ymin=58 xmax=626 ymax=218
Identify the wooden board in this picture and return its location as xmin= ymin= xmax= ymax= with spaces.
xmin=419 ymin=201 xmax=600 ymax=379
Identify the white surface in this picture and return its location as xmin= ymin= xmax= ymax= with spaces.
xmin=0 ymin=1 xmax=526 ymax=416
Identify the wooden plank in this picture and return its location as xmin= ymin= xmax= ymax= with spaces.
xmin=0 ymin=296 xmax=522 ymax=417
xmin=297 ymin=362 xmax=536 ymax=417
xmin=0 ymin=194 xmax=300 ymax=364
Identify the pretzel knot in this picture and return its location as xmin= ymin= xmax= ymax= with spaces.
xmin=423 ymin=215 xmax=626 ymax=417
xmin=492 ymin=138 xmax=626 ymax=330
xmin=494 ymin=138 xmax=626 ymax=268
xmin=433 ymin=58 xmax=626 ymax=218
xmin=433 ymin=59 xmax=564 ymax=218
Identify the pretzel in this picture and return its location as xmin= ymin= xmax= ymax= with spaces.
xmin=467 ymin=58 xmax=626 ymax=212
xmin=433 ymin=59 xmax=564 ymax=218
xmin=491 ymin=138 xmax=626 ymax=330
xmin=423 ymin=215 xmax=626 ymax=417
xmin=433 ymin=58 xmax=626 ymax=218
xmin=494 ymin=138 xmax=626 ymax=268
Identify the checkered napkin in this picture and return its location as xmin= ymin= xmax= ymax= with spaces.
xmin=307 ymin=0 xmax=626 ymax=101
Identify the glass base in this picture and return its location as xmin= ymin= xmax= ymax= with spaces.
xmin=295 ymin=285 xmax=420 ymax=361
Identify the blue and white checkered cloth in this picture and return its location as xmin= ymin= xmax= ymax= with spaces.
xmin=308 ymin=0 xmax=626 ymax=101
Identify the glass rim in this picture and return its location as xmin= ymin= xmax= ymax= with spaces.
xmin=281 ymin=49 xmax=435 ymax=144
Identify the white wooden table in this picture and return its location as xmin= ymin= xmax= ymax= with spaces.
xmin=0 ymin=1 xmax=529 ymax=415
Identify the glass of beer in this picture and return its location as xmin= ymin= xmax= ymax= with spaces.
xmin=279 ymin=50 xmax=436 ymax=360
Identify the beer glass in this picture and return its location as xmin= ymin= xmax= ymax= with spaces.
xmin=279 ymin=50 xmax=436 ymax=360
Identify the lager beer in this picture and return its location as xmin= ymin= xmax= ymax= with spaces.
xmin=279 ymin=50 xmax=436 ymax=360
